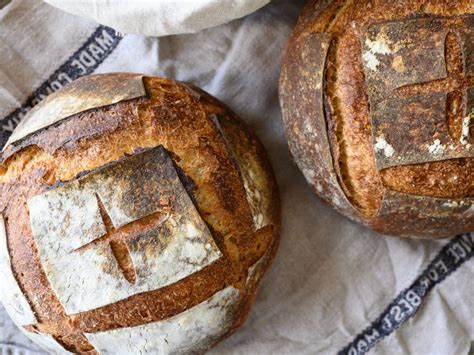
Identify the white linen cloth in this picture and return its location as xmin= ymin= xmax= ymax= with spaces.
xmin=0 ymin=0 xmax=472 ymax=354
xmin=43 ymin=0 xmax=270 ymax=37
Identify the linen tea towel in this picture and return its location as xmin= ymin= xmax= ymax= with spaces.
xmin=0 ymin=0 xmax=472 ymax=354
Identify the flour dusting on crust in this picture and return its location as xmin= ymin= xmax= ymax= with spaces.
xmin=85 ymin=286 xmax=240 ymax=354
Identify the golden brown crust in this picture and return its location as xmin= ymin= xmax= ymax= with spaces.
xmin=325 ymin=28 xmax=384 ymax=214
xmin=381 ymin=158 xmax=473 ymax=198
xmin=0 ymin=75 xmax=280 ymax=352
xmin=280 ymin=0 xmax=473 ymax=237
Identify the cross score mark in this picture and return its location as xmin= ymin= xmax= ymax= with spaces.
xmin=75 ymin=194 xmax=171 ymax=284
xmin=395 ymin=31 xmax=474 ymax=143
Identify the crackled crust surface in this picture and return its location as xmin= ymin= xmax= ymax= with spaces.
xmin=280 ymin=0 xmax=473 ymax=237
xmin=0 ymin=75 xmax=280 ymax=352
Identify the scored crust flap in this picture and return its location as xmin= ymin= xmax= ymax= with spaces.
xmin=27 ymin=145 xmax=222 ymax=314
xmin=375 ymin=190 xmax=474 ymax=238
xmin=0 ymin=214 xmax=74 ymax=353
xmin=4 ymin=73 xmax=146 ymax=151
xmin=362 ymin=16 xmax=474 ymax=170
xmin=280 ymin=31 xmax=362 ymax=222
xmin=84 ymin=286 xmax=240 ymax=354
xmin=210 ymin=113 xmax=277 ymax=231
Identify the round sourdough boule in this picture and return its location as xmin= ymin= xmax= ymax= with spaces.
xmin=0 ymin=73 xmax=280 ymax=353
xmin=280 ymin=0 xmax=473 ymax=238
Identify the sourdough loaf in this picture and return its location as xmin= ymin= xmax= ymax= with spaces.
xmin=280 ymin=0 xmax=473 ymax=238
xmin=0 ymin=73 xmax=280 ymax=353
